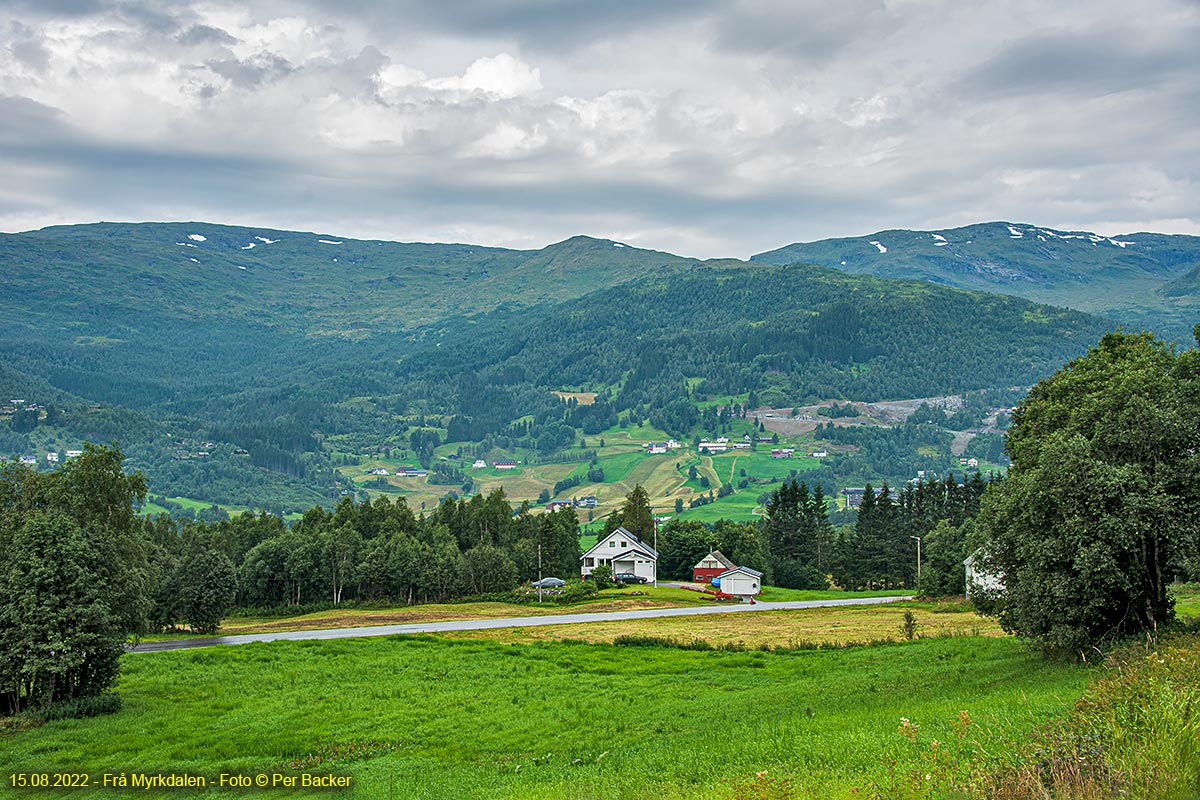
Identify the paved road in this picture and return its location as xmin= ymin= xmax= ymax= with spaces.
xmin=131 ymin=595 xmax=910 ymax=653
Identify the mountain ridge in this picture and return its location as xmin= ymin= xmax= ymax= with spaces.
xmin=750 ymin=221 xmax=1200 ymax=340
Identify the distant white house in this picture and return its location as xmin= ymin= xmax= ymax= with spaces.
xmin=493 ymin=459 xmax=517 ymax=470
xmin=18 ymin=455 xmax=37 ymax=465
xmin=581 ymin=526 xmax=657 ymax=583
xmin=697 ymin=440 xmax=727 ymax=453
xmin=645 ymin=442 xmax=668 ymax=454
xmin=65 ymin=450 xmax=82 ymax=459
xmin=964 ymin=549 xmax=1004 ymax=597
xmin=715 ymin=566 xmax=763 ymax=598
xmin=472 ymin=459 xmax=487 ymax=469
xmin=46 ymin=452 xmax=59 ymax=463
xmin=366 ymin=467 xmax=390 ymax=476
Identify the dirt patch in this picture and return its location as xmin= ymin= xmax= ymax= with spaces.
xmin=552 ymin=391 xmax=596 ymax=405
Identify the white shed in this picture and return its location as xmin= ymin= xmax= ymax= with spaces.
xmin=715 ymin=566 xmax=763 ymax=598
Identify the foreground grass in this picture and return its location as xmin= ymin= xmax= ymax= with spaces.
xmin=2 ymin=635 xmax=1086 ymax=799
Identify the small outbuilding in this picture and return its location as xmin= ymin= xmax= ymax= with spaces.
xmin=715 ymin=565 xmax=763 ymax=598
xmin=692 ymin=550 xmax=735 ymax=583
xmin=964 ymin=549 xmax=1004 ymax=597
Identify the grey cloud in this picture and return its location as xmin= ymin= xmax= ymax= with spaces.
xmin=284 ymin=0 xmax=720 ymax=47
xmin=207 ymin=53 xmax=295 ymax=88
xmin=0 ymin=95 xmax=72 ymax=146
xmin=176 ymin=24 xmax=237 ymax=46
xmin=707 ymin=0 xmax=888 ymax=63
xmin=955 ymin=28 xmax=1199 ymax=99
xmin=7 ymin=22 xmax=49 ymax=70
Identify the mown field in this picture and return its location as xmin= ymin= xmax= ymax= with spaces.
xmin=3 ymin=633 xmax=1088 ymax=800
xmin=443 ymin=600 xmax=999 ymax=647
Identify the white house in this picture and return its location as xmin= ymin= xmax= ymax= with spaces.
xmin=472 ymin=459 xmax=487 ymax=469
xmin=580 ymin=526 xmax=657 ymax=583
xmin=715 ymin=566 xmax=763 ymax=598
xmin=964 ymin=549 xmax=1004 ymax=597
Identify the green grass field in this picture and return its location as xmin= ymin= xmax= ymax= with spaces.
xmin=2 ymin=634 xmax=1088 ymax=799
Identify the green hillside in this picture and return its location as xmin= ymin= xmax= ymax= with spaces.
xmin=751 ymin=222 xmax=1200 ymax=340
xmin=0 ymin=221 xmax=1115 ymax=512
xmin=3 ymin=222 xmax=701 ymax=337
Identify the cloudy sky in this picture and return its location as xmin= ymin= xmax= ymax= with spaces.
xmin=1 ymin=0 xmax=1197 ymax=257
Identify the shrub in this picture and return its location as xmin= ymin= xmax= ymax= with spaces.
xmin=38 ymin=693 xmax=123 ymax=721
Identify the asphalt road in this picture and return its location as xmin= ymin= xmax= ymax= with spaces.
xmin=131 ymin=595 xmax=911 ymax=653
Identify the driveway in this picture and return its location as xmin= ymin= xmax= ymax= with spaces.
xmin=131 ymin=595 xmax=910 ymax=652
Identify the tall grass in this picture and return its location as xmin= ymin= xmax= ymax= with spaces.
xmin=980 ymin=628 xmax=1200 ymax=800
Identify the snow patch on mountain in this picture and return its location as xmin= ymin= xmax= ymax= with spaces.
xmin=869 ymin=240 xmax=887 ymax=253
xmin=188 ymin=234 xmax=207 ymax=242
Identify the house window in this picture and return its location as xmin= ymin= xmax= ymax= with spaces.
xmin=620 ymin=541 xmax=627 ymax=548
xmin=585 ymin=558 xmax=594 ymax=567
xmin=609 ymin=541 xmax=616 ymax=547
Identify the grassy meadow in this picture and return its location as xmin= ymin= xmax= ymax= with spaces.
xmin=3 ymin=633 xmax=1089 ymax=800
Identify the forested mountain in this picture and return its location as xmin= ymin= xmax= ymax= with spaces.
xmin=2 ymin=222 xmax=702 ymax=336
xmin=398 ymin=263 xmax=1111 ymax=436
xmin=0 ymin=221 xmax=1115 ymax=510
xmin=750 ymin=222 xmax=1200 ymax=340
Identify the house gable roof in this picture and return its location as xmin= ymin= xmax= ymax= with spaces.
xmin=580 ymin=526 xmax=658 ymax=560
xmin=717 ymin=565 xmax=763 ymax=579
xmin=693 ymin=550 xmax=735 ymax=570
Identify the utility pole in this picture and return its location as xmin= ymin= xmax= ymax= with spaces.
xmin=537 ymin=542 xmax=543 ymax=603
xmin=910 ymin=535 xmax=922 ymax=596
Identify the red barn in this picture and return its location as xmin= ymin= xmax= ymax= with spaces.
xmin=693 ymin=550 xmax=735 ymax=583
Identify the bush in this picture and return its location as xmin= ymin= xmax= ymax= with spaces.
xmin=38 ymin=693 xmax=123 ymax=721
xmin=553 ymin=581 xmax=598 ymax=604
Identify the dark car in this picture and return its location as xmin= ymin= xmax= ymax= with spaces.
xmin=531 ymin=577 xmax=566 ymax=588
xmin=613 ymin=573 xmax=648 ymax=584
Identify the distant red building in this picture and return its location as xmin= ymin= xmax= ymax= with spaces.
xmin=692 ymin=550 xmax=735 ymax=583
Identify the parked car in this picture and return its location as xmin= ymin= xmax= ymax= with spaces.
xmin=614 ymin=573 xmax=648 ymax=584
xmin=531 ymin=577 xmax=566 ymax=588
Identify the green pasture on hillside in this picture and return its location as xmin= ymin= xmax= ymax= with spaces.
xmin=2 ymin=635 xmax=1089 ymax=799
